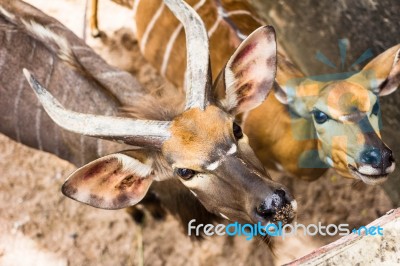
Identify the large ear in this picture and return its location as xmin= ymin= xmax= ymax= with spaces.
xmin=62 ymin=151 xmax=155 ymax=209
xmin=362 ymin=44 xmax=400 ymax=96
xmin=273 ymin=82 xmax=291 ymax=105
xmin=215 ymin=26 xmax=277 ymax=115
xmin=273 ymin=78 xmax=324 ymax=109
xmin=273 ymin=79 xmax=303 ymax=105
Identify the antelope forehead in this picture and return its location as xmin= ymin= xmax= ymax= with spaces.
xmin=328 ymin=81 xmax=373 ymax=99
xmin=170 ymin=106 xmax=231 ymax=134
xmin=319 ymin=83 xmax=376 ymax=119
xmin=163 ymin=139 xmax=234 ymax=169
xmin=163 ymin=106 xmax=235 ymax=166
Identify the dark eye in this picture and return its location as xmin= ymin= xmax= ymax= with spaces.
xmin=371 ymin=102 xmax=379 ymax=116
xmin=313 ymin=110 xmax=329 ymax=124
xmin=233 ymin=122 xmax=243 ymax=139
xmin=176 ymin=168 xmax=196 ymax=180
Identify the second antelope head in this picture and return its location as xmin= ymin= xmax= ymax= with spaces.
xmin=275 ymin=45 xmax=399 ymax=184
xmin=24 ymin=0 xmax=296 ymax=226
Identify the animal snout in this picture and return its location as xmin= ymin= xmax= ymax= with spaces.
xmin=255 ymin=188 xmax=295 ymax=223
xmin=360 ymin=147 xmax=395 ymax=170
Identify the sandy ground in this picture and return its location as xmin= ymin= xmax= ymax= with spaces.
xmin=0 ymin=0 xmax=394 ymax=265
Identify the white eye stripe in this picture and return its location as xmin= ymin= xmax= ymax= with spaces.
xmin=206 ymin=160 xmax=220 ymax=171
xmin=338 ymin=112 xmax=367 ymax=122
xmin=227 ymin=144 xmax=237 ymax=155
xmin=183 ymin=173 xmax=210 ymax=188
xmin=205 ymin=144 xmax=237 ymax=171
xmin=238 ymin=134 xmax=249 ymax=144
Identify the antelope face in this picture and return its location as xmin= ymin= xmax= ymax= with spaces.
xmin=310 ymin=79 xmax=394 ymax=184
xmin=278 ymin=45 xmax=399 ymax=184
xmin=24 ymin=0 xmax=296 ymax=228
xmin=163 ymin=106 xmax=295 ymax=224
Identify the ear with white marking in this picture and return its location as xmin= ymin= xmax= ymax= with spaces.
xmin=362 ymin=45 xmax=400 ymax=96
xmin=215 ymin=26 xmax=277 ymax=115
xmin=62 ymin=151 xmax=155 ymax=209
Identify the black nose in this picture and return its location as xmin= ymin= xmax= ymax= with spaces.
xmin=256 ymin=189 xmax=290 ymax=220
xmin=360 ymin=147 xmax=394 ymax=168
xmin=360 ymin=148 xmax=380 ymax=166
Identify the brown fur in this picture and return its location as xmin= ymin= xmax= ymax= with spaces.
xmin=120 ymin=83 xmax=185 ymax=121
xmin=132 ymin=0 xmax=325 ymax=179
xmin=163 ymin=106 xmax=232 ymax=169
xmin=245 ymin=92 xmax=326 ymax=180
xmin=131 ymin=0 xmax=399 ymax=181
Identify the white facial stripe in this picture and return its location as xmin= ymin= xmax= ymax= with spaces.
xmin=183 ymin=173 xmax=210 ymax=189
xmin=240 ymin=134 xmax=249 ymax=144
xmin=338 ymin=112 xmax=366 ymax=122
xmin=205 ymin=144 xmax=237 ymax=171
xmin=206 ymin=160 xmax=220 ymax=171
xmin=227 ymin=144 xmax=237 ymax=155
xmin=326 ymin=157 xmax=334 ymax=167
xmin=338 ymin=115 xmax=353 ymax=122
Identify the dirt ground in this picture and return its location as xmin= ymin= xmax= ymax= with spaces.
xmin=0 ymin=0 xmax=395 ymax=265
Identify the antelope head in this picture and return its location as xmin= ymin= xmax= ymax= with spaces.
xmin=23 ymin=0 xmax=296 ymax=226
xmin=275 ymin=45 xmax=400 ymax=184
